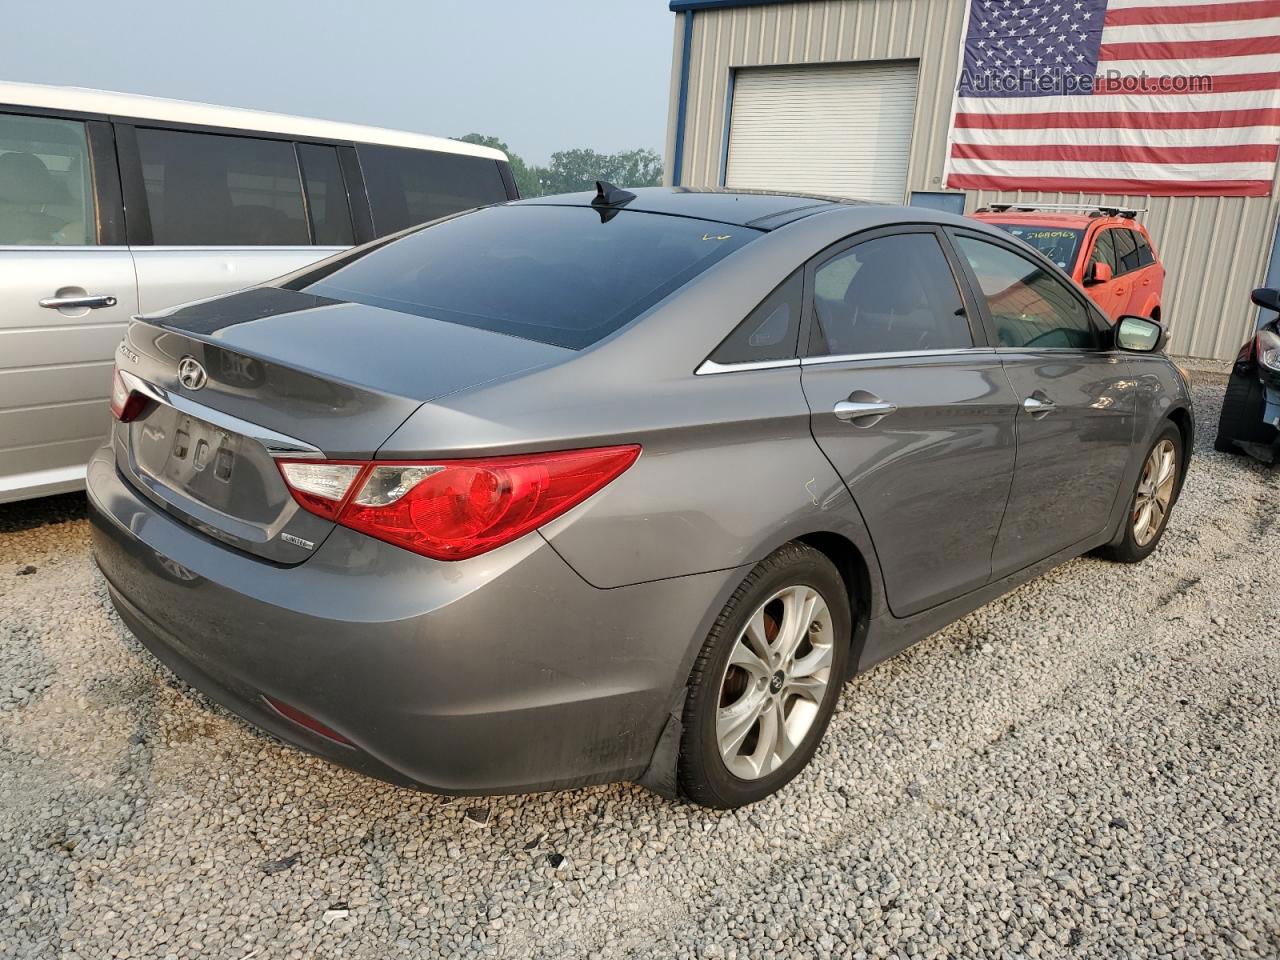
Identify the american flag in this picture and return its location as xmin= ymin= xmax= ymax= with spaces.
xmin=942 ymin=0 xmax=1280 ymax=196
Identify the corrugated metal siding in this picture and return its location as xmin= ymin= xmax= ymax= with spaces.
xmin=664 ymin=0 xmax=1280 ymax=361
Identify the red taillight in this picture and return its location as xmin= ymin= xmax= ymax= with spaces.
xmin=110 ymin=366 xmax=149 ymax=422
xmin=277 ymin=445 xmax=640 ymax=560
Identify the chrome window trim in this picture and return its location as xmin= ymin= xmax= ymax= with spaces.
xmin=695 ymin=357 xmax=801 ymax=376
xmin=991 ymin=346 xmax=1098 ymax=355
xmin=131 ymin=245 xmax=349 ymax=253
xmin=801 ymin=347 xmax=996 ymax=367
xmin=117 ymin=369 xmax=324 ymax=459
xmin=0 ymin=244 xmax=128 ymax=251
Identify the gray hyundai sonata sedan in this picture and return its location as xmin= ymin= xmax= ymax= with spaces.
xmin=88 ymin=186 xmax=1192 ymax=808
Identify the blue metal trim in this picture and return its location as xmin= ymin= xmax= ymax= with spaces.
xmin=672 ymin=11 xmax=695 ymax=186
xmin=908 ymin=191 xmax=967 ymax=215
xmin=718 ymin=68 xmax=736 ymax=187
xmin=1261 ymin=211 xmax=1280 ymax=330
xmin=670 ymin=0 xmax=798 ymax=10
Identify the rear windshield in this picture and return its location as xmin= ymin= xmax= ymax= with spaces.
xmin=990 ymin=224 xmax=1084 ymax=272
xmin=289 ymin=205 xmax=757 ymax=349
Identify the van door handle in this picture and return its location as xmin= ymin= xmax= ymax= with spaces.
xmin=1023 ymin=396 xmax=1055 ymax=418
xmin=39 ymin=294 xmax=117 ymax=310
xmin=833 ymin=400 xmax=898 ymax=423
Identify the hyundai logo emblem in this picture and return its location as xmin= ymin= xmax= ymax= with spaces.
xmin=177 ymin=357 xmax=207 ymax=391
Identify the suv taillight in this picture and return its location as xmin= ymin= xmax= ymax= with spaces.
xmin=277 ymin=446 xmax=640 ymax=560
xmin=110 ymin=365 xmax=149 ymax=422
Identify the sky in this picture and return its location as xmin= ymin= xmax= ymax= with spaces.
xmin=3 ymin=0 xmax=676 ymax=165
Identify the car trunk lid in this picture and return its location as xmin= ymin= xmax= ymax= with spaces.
xmin=113 ymin=287 xmax=571 ymax=563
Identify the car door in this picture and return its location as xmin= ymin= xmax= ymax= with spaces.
xmin=949 ymin=231 xmax=1137 ymax=577
xmin=1111 ymin=227 xmax=1147 ymax=318
xmin=116 ymin=125 xmax=355 ymax=314
xmin=1125 ymin=228 xmax=1161 ymax=318
xmin=0 ymin=111 xmax=139 ymax=502
xmin=1082 ymin=227 xmax=1125 ymax=322
xmin=799 ymin=226 xmax=1020 ymax=618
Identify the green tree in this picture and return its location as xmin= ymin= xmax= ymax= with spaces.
xmin=543 ymin=147 xmax=663 ymax=195
xmin=457 ymin=134 xmax=663 ymax=199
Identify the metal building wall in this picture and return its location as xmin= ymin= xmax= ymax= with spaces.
xmin=665 ymin=0 xmax=1280 ymax=361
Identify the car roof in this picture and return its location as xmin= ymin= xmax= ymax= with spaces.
xmin=972 ymin=211 xmax=1096 ymax=228
xmin=0 ymin=81 xmax=506 ymax=161
xmin=973 ymin=211 xmax=1147 ymax=232
xmin=513 ymin=186 xmax=864 ymax=230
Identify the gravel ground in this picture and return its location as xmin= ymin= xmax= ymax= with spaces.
xmin=1 ymin=371 xmax=1277 ymax=959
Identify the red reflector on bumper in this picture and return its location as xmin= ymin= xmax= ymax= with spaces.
xmin=263 ymin=695 xmax=354 ymax=747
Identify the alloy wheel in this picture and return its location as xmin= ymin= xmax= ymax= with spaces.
xmin=715 ymin=585 xmax=834 ymax=780
xmin=1133 ymin=438 xmax=1177 ymax=547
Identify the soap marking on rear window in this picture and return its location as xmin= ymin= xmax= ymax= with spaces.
xmin=1018 ymin=230 xmax=1075 ymax=240
xmin=702 ymin=233 xmax=732 ymax=241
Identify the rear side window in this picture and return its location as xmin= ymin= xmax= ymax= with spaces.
xmin=809 ymin=233 xmax=972 ymax=356
xmin=955 ymin=235 xmax=1098 ymax=350
xmin=136 ymin=128 xmax=308 ymax=245
xmin=1132 ymin=229 xmax=1155 ymax=267
xmin=357 ymin=144 xmax=508 ymax=234
xmin=1113 ymin=227 xmax=1141 ymax=275
xmin=0 ymin=113 xmax=95 ymax=246
xmin=291 ymin=205 xmax=756 ymax=349
xmin=297 ymin=144 xmax=354 ymax=246
xmin=710 ymin=271 xmax=803 ymax=365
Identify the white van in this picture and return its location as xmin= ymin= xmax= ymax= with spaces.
xmin=0 ymin=82 xmax=516 ymax=503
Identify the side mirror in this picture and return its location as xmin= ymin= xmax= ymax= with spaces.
xmin=1251 ymin=287 xmax=1280 ymax=312
xmin=1085 ymin=261 xmax=1113 ymax=286
xmin=1116 ymin=315 xmax=1163 ymax=353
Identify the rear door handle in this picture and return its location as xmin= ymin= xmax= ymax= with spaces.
xmin=833 ymin=400 xmax=898 ymax=422
xmin=39 ymin=294 xmax=118 ymax=310
xmin=1023 ymin=396 xmax=1055 ymax=418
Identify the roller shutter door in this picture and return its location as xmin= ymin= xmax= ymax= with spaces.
xmin=725 ymin=62 xmax=919 ymax=204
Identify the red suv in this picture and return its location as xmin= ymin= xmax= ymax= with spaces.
xmin=971 ymin=205 xmax=1165 ymax=325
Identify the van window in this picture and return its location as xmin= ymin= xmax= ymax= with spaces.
xmin=357 ymin=144 xmax=508 ymax=233
xmin=297 ymin=143 xmax=354 ymax=246
xmin=136 ymin=128 xmax=309 ymax=245
xmin=0 ymin=113 xmax=95 ymax=246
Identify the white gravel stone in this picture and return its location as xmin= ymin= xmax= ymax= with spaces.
xmin=0 ymin=371 xmax=1276 ymax=959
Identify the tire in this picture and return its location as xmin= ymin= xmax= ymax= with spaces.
xmin=1214 ymin=367 xmax=1272 ymax=454
xmin=678 ymin=542 xmax=851 ymax=808
xmin=1097 ymin=422 xmax=1183 ymax=564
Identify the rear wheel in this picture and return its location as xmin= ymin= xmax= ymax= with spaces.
xmin=678 ymin=543 xmax=850 ymax=808
xmin=1097 ymin=423 xmax=1182 ymax=564
xmin=1215 ymin=367 xmax=1272 ymax=454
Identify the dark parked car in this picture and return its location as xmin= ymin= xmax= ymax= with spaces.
xmin=89 ymin=187 xmax=1193 ymax=808
xmin=1215 ymin=288 xmax=1280 ymax=463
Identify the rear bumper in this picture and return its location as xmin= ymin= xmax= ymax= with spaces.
xmin=87 ymin=444 xmax=730 ymax=795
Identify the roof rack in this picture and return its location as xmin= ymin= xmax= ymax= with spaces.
xmin=976 ymin=202 xmax=1146 ymax=220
